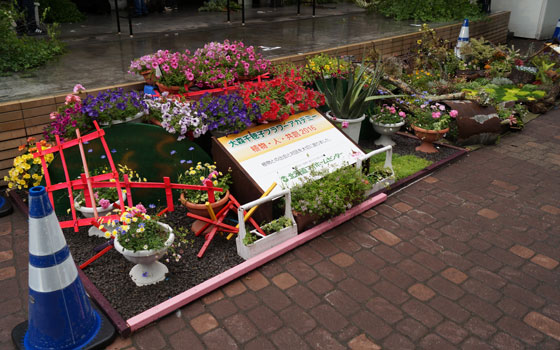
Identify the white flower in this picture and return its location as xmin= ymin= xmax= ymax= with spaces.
xmin=143 ymin=244 xmax=148 ymax=250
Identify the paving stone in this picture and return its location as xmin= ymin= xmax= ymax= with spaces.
xmin=375 ymin=204 xmax=402 ymax=219
xmin=408 ymin=283 xmax=435 ymax=301
xmin=0 ymin=250 xmax=13 ymax=263
xmin=180 ymin=300 xmax=205 ymax=320
xmin=392 ymin=202 xmax=412 ymax=213
xmin=410 ymin=236 xmax=443 ymax=255
xmin=373 ymin=280 xmax=409 ymax=305
xmin=244 ymin=336 xmax=275 ymax=350
xmin=419 ymin=334 xmax=456 ymax=350
xmin=396 ymin=259 xmax=433 ymax=281
xmin=287 ymin=260 xmax=318 ymax=282
xmin=503 ymin=283 xmax=545 ymax=309
xmin=329 ymin=252 xmax=355 ymax=267
xmin=134 ymin=325 xmax=166 ymax=350
xmin=459 ymin=294 xmax=503 ymax=322
xmin=279 ymin=304 xmax=317 ymax=335
xmin=259 ymin=285 xmax=292 ymax=311
xmin=499 ymin=265 xmax=539 ymax=289
xmin=373 ymin=245 xmax=404 ymax=264
xmin=524 ymin=311 xmax=560 ymax=341
xmin=190 ymin=313 xmax=219 ymax=334
xmin=412 ymin=251 xmax=446 ymax=272
xmin=509 ymin=244 xmax=535 ymax=259
xmin=309 ymin=237 xmax=340 ymax=257
xmin=267 ymin=328 xmax=309 ymax=349
xmin=438 ymin=237 xmax=470 ymax=254
xmin=286 ymin=284 xmax=320 ymax=309
xmin=370 ymin=228 xmax=401 ymax=246
xmin=307 ymin=276 xmax=334 ymax=295
xmin=365 ymin=297 xmax=403 ymax=324
xmin=329 ymin=235 xmax=361 ymax=253
xmin=202 ymin=290 xmax=224 ymax=305
xmin=233 ymin=292 xmax=260 ymax=311
xmin=351 ymin=310 xmax=392 ymax=340
xmin=436 ymin=320 xmax=468 ymax=344
xmin=345 ymin=263 xmax=380 ymax=285
xmin=402 ymin=299 xmax=443 ymax=328
xmin=382 ymin=332 xmax=415 ymax=350
xmin=223 ymin=280 xmax=247 ymax=297
xmin=491 ymin=332 xmax=524 ymax=350
xmin=429 ymin=296 xmax=470 ymax=324
xmin=423 ymin=176 xmax=439 ymax=183
xmin=107 ymin=336 xmax=132 ymax=350
xmin=497 ymin=297 xmax=529 ymax=318
xmin=325 ymin=289 xmax=360 ymax=316
xmin=293 ymin=245 xmax=324 ymax=265
xmin=396 ymin=317 xmax=428 ymax=341
xmin=353 ymin=250 xmax=385 ymax=270
xmin=361 ymin=209 xmax=377 ymax=218
xmin=427 ymin=276 xmax=465 ymax=300
xmin=247 ymin=305 xmax=282 ymax=333
xmin=461 ymin=337 xmax=494 ymax=350
xmin=497 ymin=315 xmax=544 ymax=346
xmin=477 ymin=208 xmax=500 ymax=219
xmin=348 ymin=333 xmax=381 ymax=350
xmin=305 ymin=328 xmax=345 ymax=350
xmin=462 ymin=279 xmax=502 ymax=303
xmin=530 ymin=254 xmax=559 ymax=270
xmin=224 ymin=314 xmax=258 ymax=343
xmin=541 ymin=204 xmax=560 ymax=215
xmin=169 ymin=329 xmax=204 ymax=350
xmin=157 ymin=312 xmax=186 ymax=335
xmin=380 ymin=266 xmax=414 ymax=289
xmin=208 ymin=299 xmax=238 ymax=319
xmin=243 ymin=270 xmax=270 ymax=291
xmin=522 ymin=262 xmax=558 ymax=284
xmin=440 ymin=267 xmax=468 ymax=284
xmin=202 ymin=328 xmax=238 ymax=350
xmin=468 ymin=266 xmax=506 ymax=289
xmin=313 ymin=260 xmax=345 ymax=283
xmin=271 ymin=272 xmax=298 ymax=290
xmin=0 ymin=266 xmax=16 ymax=281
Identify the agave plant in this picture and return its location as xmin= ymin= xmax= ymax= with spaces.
xmin=315 ymin=58 xmax=390 ymax=120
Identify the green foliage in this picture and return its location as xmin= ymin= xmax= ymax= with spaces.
xmin=177 ymin=163 xmax=231 ymax=204
xmin=243 ymin=216 xmax=294 ymax=246
xmin=291 ymin=165 xmax=370 ymax=218
xmin=462 ymin=84 xmax=546 ymax=103
xmin=40 ymin=0 xmax=85 ymax=23
xmin=374 ymin=0 xmax=483 ymax=22
xmin=315 ymin=59 xmax=385 ymax=120
xmin=116 ymin=215 xmax=169 ymax=252
xmin=368 ymin=153 xmax=432 ymax=180
xmin=166 ymin=227 xmax=195 ymax=263
xmin=0 ymin=3 xmax=64 ymax=73
xmin=198 ymin=0 xmax=241 ymax=12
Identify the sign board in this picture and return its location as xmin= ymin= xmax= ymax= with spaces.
xmin=216 ymin=109 xmax=365 ymax=195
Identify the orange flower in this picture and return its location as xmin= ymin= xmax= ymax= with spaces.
xmin=27 ymin=136 xmax=36 ymax=143
xmin=18 ymin=144 xmax=26 ymax=151
xmin=484 ymin=64 xmax=491 ymax=70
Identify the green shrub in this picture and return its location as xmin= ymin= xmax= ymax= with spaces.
xmin=368 ymin=153 xmax=432 ymax=180
xmin=40 ymin=0 xmax=85 ymax=23
xmin=373 ymin=0 xmax=483 ymax=22
xmin=0 ymin=3 xmax=65 ymax=73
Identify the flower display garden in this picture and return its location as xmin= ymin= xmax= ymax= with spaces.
xmin=4 ymin=24 xmax=560 ymax=335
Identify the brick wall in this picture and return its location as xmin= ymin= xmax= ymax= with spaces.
xmin=0 ymin=12 xmax=510 ymax=186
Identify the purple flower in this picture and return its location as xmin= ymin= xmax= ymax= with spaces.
xmin=111 ymin=149 xmax=117 ymax=153
xmin=170 ymin=150 xmax=176 ymax=155
xmin=180 ymin=159 xmax=186 ymax=164
xmin=87 ymin=149 xmax=92 ymax=153
xmin=101 ymin=155 xmax=106 ymax=159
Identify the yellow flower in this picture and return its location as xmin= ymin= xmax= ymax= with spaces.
xmin=104 ymin=231 xmax=111 ymax=238
xmin=199 ymin=176 xmax=205 ymax=181
xmin=122 ymin=224 xmax=130 ymax=231
xmin=417 ymin=39 xmax=422 ymax=44
xmin=213 ymin=180 xmax=218 ymax=186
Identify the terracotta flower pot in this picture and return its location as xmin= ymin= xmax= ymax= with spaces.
xmin=140 ymin=70 xmax=155 ymax=85
xmin=412 ymin=125 xmax=449 ymax=153
xmin=156 ymin=82 xmax=181 ymax=95
xmin=293 ymin=211 xmax=321 ymax=232
xmin=180 ymin=190 xmax=230 ymax=218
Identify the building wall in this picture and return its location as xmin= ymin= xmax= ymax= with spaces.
xmin=0 ymin=11 xmax=510 ymax=186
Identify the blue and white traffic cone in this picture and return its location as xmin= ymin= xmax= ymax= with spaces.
xmin=553 ymin=18 xmax=560 ymax=43
xmin=455 ymin=19 xmax=470 ymax=59
xmin=12 ymin=186 xmax=115 ymax=350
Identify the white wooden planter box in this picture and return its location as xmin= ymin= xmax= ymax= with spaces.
xmin=236 ymin=190 xmax=298 ymax=261
xmin=357 ymin=145 xmax=396 ymax=197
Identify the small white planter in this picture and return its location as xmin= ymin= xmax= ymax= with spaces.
xmin=113 ymin=222 xmax=175 ymax=287
xmin=100 ymin=111 xmax=144 ymax=126
xmin=356 ymin=145 xmax=396 ymax=197
xmin=75 ymin=193 xmax=126 ymax=237
xmin=236 ymin=190 xmax=298 ymax=260
xmin=325 ymin=111 xmax=365 ymax=144
xmin=370 ymin=119 xmax=405 ymax=147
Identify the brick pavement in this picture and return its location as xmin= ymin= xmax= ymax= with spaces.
xmin=1 ymin=108 xmax=560 ymax=349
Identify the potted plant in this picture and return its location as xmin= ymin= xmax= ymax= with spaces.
xmin=236 ymin=189 xmax=297 ymax=260
xmin=128 ymin=54 xmax=156 ymax=84
xmin=368 ymin=104 xmax=407 ymax=146
xmin=111 ymin=204 xmax=175 ymax=286
xmin=409 ymin=102 xmax=458 ymax=153
xmin=238 ymin=76 xmax=325 ymax=123
xmin=290 ymin=165 xmax=370 ymax=230
xmin=230 ymin=41 xmax=270 ymax=81
xmin=152 ymin=49 xmax=196 ymax=94
xmin=177 ymin=162 xmax=232 ymax=217
xmin=195 ymin=92 xmax=259 ymax=137
xmin=81 ymin=88 xmax=147 ymax=126
xmin=4 ymin=138 xmax=54 ymax=191
xmin=315 ymin=59 xmax=385 ymax=143
xmin=306 ymin=53 xmax=350 ymax=80
xmin=157 ymin=98 xmax=209 ymax=141
xmin=73 ymin=164 xmax=144 ymax=236
xmin=191 ymin=42 xmax=238 ymax=88
xmin=43 ymin=84 xmax=90 ymax=142
xmin=356 ymin=146 xmax=396 ymax=197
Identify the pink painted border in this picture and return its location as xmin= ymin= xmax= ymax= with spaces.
xmin=127 ymin=193 xmax=387 ymax=331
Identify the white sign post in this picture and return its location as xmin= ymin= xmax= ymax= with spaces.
xmin=217 ymin=109 xmax=365 ymax=195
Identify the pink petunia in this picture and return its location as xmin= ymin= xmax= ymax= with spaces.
xmin=341 ymin=121 xmax=349 ymax=128
xmin=438 ymin=104 xmax=446 ymax=111
xmin=432 ymin=112 xmax=441 ymax=119
xmin=73 ymin=84 xmax=85 ymax=93
xmin=399 ymin=111 xmax=406 ymax=118
xmin=449 ymin=110 xmax=458 ymax=118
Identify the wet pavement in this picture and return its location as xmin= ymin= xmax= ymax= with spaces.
xmin=0 ymin=4 xmax=449 ymax=103
xmin=2 ymin=106 xmax=559 ymax=350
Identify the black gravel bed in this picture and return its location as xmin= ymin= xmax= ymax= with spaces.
xmin=359 ymin=132 xmax=460 ymax=163
xmin=63 ymin=204 xmax=244 ymax=320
